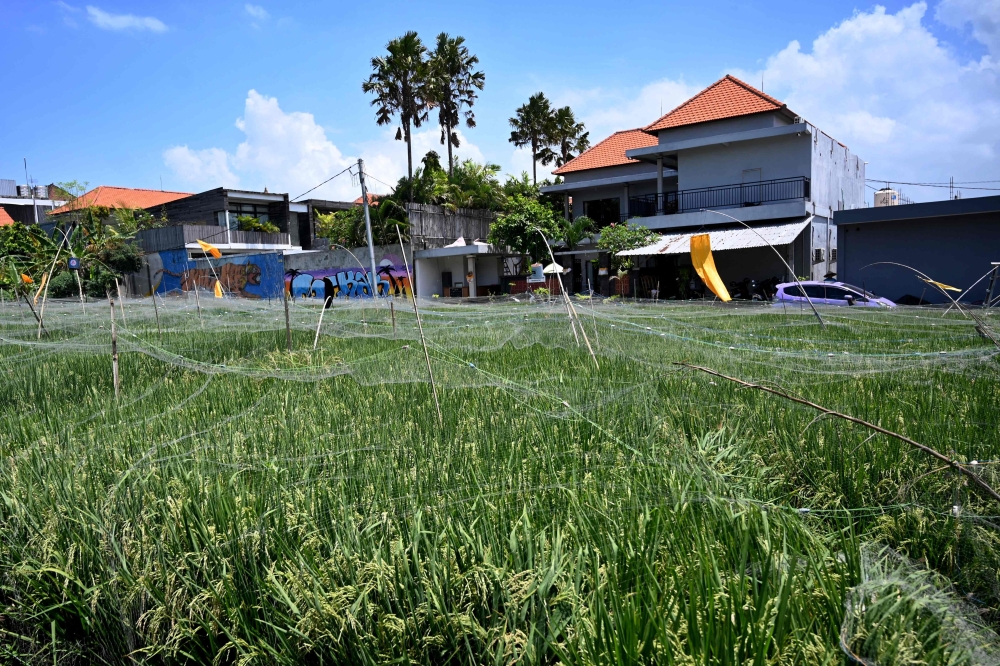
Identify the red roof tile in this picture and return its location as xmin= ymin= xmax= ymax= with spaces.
xmin=50 ymin=186 xmax=191 ymax=215
xmin=553 ymin=129 xmax=658 ymax=175
xmin=353 ymin=193 xmax=381 ymax=205
xmin=0 ymin=208 xmax=15 ymax=226
xmin=644 ymin=75 xmax=789 ymax=132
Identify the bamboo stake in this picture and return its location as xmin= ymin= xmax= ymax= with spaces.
xmin=283 ymin=287 xmax=292 ymax=352
xmin=397 ymin=225 xmax=442 ymax=426
xmin=313 ymin=296 xmax=331 ymax=350
xmin=390 ymin=299 xmax=396 ymax=338
xmin=537 ymin=228 xmax=599 ymax=368
xmin=190 ymin=273 xmax=203 ymax=326
xmin=74 ymin=269 xmax=85 ymax=314
xmin=151 ymin=287 xmax=161 ymax=339
xmin=110 ymin=298 xmax=120 ymax=399
xmin=115 ymin=278 xmax=127 ymax=328
xmin=36 ymin=242 xmax=63 ymax=339
xmin=676 ymin=362 xmax=1000 ymax=504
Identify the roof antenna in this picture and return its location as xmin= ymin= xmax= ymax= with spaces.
xmin=160 ymin=175 xmax=163 ymax=191
xmin=761 ymin=72 xmax=764 ymax=93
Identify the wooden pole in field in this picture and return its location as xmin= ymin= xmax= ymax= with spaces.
xmin=191 ymin=273 xmax=203 ymax=326
xmin=115 ymin=278 xmax=127 ymax=328
xmin=313 ymin=296 xmax=331 ymax=350
xmin=390 ymin=299 xmax=396 ymax=338
xmin=110 ymin=298 xmax=120 ymax=399
xmin=397 ymin=225 xmax=442 ymax=426
xmin=36 ymin=242 xmax=63 ymax=339
xmin=283 ymin=287 xmax=292 ymax=352
xmin=151 ymin=289 xmax=161 ymax=339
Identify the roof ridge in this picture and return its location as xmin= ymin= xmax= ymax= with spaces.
xmin=720 ymin=74 xmax=785 ymax=108
xmin=642 ymin=78 xmax=729 ymax=131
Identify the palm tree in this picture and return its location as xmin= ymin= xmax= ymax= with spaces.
xmin=539 ymin=106 xmax=590 ymax=169
xmin=427 ymin=33 xmax=485 ymax=177
xmin=362 ymin=32 xmax=429 ymax=205
xmin=509 ymin=92 xmax=555 ymax=185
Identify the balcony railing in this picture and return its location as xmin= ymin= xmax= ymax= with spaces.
xmin=628 ymin=176 xmax=810 ymax=218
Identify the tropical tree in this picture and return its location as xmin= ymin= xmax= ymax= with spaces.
xmin=427 ymin=33 xmax=485 ymax=176
xmin=315 ymin=200 xmax=408 ymax=249
xmin=539 ymin=106 xmax=589 ymax=169
xmin=487 ymin=194 xmax=561 ymax=263
xmin=362 ymin=31 xmax=430 ymax=204
xmin=596 ymin=222 xmax=659 ymax=271
xmin=508 ymin=93 xmax=555 ymax=185
xmin=561 ymin=215 xmax=595 ymax=251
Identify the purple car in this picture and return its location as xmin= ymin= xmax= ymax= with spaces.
xmin=774 ymin=281 xmax=896 ymax=308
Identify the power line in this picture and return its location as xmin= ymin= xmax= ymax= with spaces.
xmin=865 ymin=179 xmax=1000 ymax=192
xmin=291 ymin=165 xmax=355 ymax=202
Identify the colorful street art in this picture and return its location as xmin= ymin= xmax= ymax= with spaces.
xmin=141 ymin=250 xmax=284 ymax=299
xmin=285 ymin=257 xmax=411 ymax=300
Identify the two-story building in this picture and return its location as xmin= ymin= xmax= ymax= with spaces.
xmin=541 ymin=75 xmax=866 ymax=297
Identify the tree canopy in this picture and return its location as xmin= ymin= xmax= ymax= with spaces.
xmin=427 ymin=33 xmax=485 ymax=176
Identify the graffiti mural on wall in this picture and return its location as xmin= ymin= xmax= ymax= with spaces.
xmin=141 ymin=250 xmax=284 ymax=299
xmin=285 ymin=257 xmax=411 ymax=300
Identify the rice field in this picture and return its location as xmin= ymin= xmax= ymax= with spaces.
xmin=1 ymin=294 xmax=999 ymax=665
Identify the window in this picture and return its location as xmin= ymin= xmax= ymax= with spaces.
xmin=223 ymin=202 xmax=271 ymax=228
xmin=802 ymin=285 xmax=826 ymax=299
xmin=831 ymin=248 xmax=837 ymax=262
xmin=584 ymin=198 xmax=620 ymax=227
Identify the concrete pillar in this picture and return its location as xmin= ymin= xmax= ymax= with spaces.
xmin=623 ymin=184 xmax=630 ymax=222
xmin=466 ymin=255 xmax=476 ymax=297
xmin=656 ymin=158 xmax=663 ymax=214
xmin=564 ymin=194 xmax=570 ymax=220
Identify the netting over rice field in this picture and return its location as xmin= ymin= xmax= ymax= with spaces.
xmin=1 ymin=294 xmax=998 ymax=664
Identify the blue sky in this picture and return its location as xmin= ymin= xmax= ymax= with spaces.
xmin=3 ymin=0 xmax=998 ymax=203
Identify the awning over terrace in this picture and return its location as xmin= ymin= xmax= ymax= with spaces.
xmin=618 ymin=217 xmax=810 ymax=256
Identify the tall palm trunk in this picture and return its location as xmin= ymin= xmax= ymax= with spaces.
xmin=404 ymin=119 xmax=413 ymax=206
xmin=446 ymin=121 xmax=454 ymax=176
xmin=531 ymin=136 xmax=538 ymax=184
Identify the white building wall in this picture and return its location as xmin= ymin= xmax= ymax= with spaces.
xmin=809 ymin=129 xmax=866 ymax=217
xmin=676 ymin=133 xmax=812 ymax=192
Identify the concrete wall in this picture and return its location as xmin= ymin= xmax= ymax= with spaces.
xmin=285 ymin=245 xmax=412 ymax=299
xmin=809 ymin=129 xmax=865 ymax=217
xmin=152 ymin=188 xmax=226 ymax=226
xmin=655 ymin=112 xmax=792 ymax=145
xmin=676 ymin=132 xmax=811 ymax=191
xmin=414 ymin=255 xmax=468 ymax=298
xmin=135 ymin=249 xmax=285 ymax=299
xmin=562 ymin=161 xmax=659 ymax=184
xmin=838 ymin=214 xmax=999 ymax=303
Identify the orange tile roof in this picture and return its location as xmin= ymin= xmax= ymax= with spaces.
xmin=353 ymin=193 xmax=382 ymax=205
xmin=0 ymin=207 xmax=15 ymax=226
xmin=50 ymin=186 xmax=191 ymax=215
xmin=553 ymin=129 xmax=659 ymax=175
xmin=644 ymin=75 xmax=789 ymax=132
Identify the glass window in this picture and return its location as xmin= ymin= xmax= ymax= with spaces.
xmin=802 ymin=285 xmax=826 ymax=299
xmin=584 ymin=198 xmax=620 ymax=227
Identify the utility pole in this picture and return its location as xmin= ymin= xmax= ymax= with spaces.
xmin=357 ymin=158 xmax=381 ymax=299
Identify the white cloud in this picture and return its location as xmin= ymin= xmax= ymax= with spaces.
xmin=163 ymin=146 xmax=239 ymax=190
xmin=164 ymin=90 xmax=488 ymax=201
xmin=936 ymin=0 xmax=1000 ymax=55
xmin=730 ymin=2 xmax=1000 ymax=200
xmin=244 ymin=4 xmax=269 ymax=20
xmin=86 ymin=6 xmax=167 ymax=32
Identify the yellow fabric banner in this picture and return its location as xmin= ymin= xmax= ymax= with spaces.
xmin=33 ymin=273 xmax=48 ymax=304
xmin=213 ymin=280 xmax=224 ymax=298
xmin=197 ymin=239 xmax=222 ymax=259
xmin=20 ymin=273 xmax=33 ymax=284
xmin=921 ymin=278 xmax=961 ymax=292
xmin=690 ymin=234 xmax=731 ymax=302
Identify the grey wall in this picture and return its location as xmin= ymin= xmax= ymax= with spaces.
xmin=562 ymin=161 xmax=659 ymax=184
xmin=838 ymin=214 xmax=999 ymax=303
xmin=151 ymin=188 xmax=226 ymax=226
xmin=655 ymin=112 xmax=792 ymax=145
xmin=809 ymin=129 xmax=865 ymax=217
xmin=676 ymin=132 xmax=811 ymax=191
xmin=285 ymin=244 xmax=411 ymax=273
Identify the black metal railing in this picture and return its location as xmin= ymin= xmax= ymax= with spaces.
xmin=628 ymin=177 xmax=810 ymax=218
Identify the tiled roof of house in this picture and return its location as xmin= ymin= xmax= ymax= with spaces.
xmin=352 ymin=193 xmax=382 ymax=205
xmin=50 ymin=186 xmax=191 ymax=215
xmin=644 ymin=75 xmax=789 ymax=132
xmin=553 ymin=129 xmax=658 ymax=175
xmin=0 ymin=207 xmax=15 ymax=226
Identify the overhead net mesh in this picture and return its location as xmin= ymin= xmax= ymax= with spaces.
xmin=0 ymin=294 xmax=998 ymax=664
